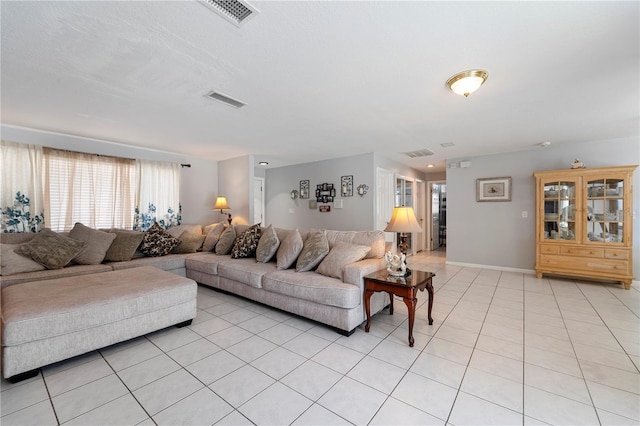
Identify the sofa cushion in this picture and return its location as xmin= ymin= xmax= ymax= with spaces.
xmin=140 ymin=222 xmax=180 ymax=257
xmin=104 ymin=230 xmax=145 ymax=262
xmin=0 ymin=232 xmax=36 ymax=245
xmin=276 ymin=228 xmax=303 ymax=270
xmin=218 ymin=258 xmax=277 ymax=288
xmin=256 ymin=225 xmax=280 ymax=263
xmin=106 ymin=254 xmax=187 ymax=271
xmin=262 ymin=270 xmax=361 ymax=309
xmin=185 ymin=253 xmax=230 ymax=275
xmin=202 ymin=223 xmax=225 ymax=251
xmin=231 ymin=223 xmax=261 ymax=259
xmin=323 ymin=230 xmax=386 ymax=259
xmin=166 ymin=224 xmax=203 ymax=239
xmin=215 ymin=225 xmax=237 ymax=255
xmin=172 ymin=231 xmax=205 ymax=254
xmin=316 ymin=242 xmax=371 ymax=279
xmin=0 ymin=243 xmax=46 ymax=276
xmin=16 ymin=229 xmax=87 ymax=270
xmin=296 ymin=230 xmax=329 ymax=272
xmin=69 ymin=222 xmax=116 ymax=265
xmin=0 ymin=264 xmax=113 ymax=288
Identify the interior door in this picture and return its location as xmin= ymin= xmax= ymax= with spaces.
xmin=253 ymin=177 xmax=264 ymax=225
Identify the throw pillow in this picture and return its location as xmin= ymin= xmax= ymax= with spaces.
xmin=139 ymin=222 xmax=180 ymax=257
xmin=69 ymin=222 xmax=116 ymax=265
xmin=215 ymin=225 xmax=237 ymax=255
xmin=296 ymin=230 xmax=329 ymax=272
xmin=231 ymin=223 xmax=262 ymax=259
xmin=316 ymin=242 xmax=371 ymax=279
xmin=202 ymin=223 xmax=225 ymax=251
xmin=104 ymin=230 xmax=145 ymax=262
xmin=256 ymin=225 xmax=280 ymax=263
xmin=0 ymin=243 xmax=46 ymax=276
xmin=172 ymin=231 xmax=206 ymax=254
xmin=16 ymin=228 xmax=87 ymax=269
xmin=276 ymin=228 xmax=303 ymax=270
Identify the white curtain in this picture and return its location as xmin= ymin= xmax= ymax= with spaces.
xmin=43 ymin=148 xmax=136 ymax=231
xmin=134 ymin=160 xmax=181 ymax=231
xmin=1 ymin=141 xmax=45 ymax=233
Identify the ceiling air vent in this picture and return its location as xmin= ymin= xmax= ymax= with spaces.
xmin=440 ymin=142 xmax=455 ymax=148
xmin=199 ymin=0 xmax=258 ymax=26
xmin=205 ymin=91 xmax=246 ymax=108
xmin=403 ymin=149 xmax=434 ymax=158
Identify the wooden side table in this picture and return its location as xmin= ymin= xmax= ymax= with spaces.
xmin=364 ymin=268 xmax=435 ymax=347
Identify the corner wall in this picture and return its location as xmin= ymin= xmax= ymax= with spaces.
xmin=446 ymin=137 xmax=640 ymax=279
xmin=218 ymin=155 xmax=253 ymax=225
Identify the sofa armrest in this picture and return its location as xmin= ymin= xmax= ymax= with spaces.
xmin=343 ymin=258 xmax=386 ymax=291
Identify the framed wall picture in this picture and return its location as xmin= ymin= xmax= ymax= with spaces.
xmin=476 ymin=177 xmax=512 ymax=202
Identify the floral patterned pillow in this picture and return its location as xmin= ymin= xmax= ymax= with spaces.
xmin=140 ymin=222 xmax=180 ymax=257
xmin=231 ymin=223 xmax=262 ymax=259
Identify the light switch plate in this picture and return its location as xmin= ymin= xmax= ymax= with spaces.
xmin=334 ymin=199 xmax=343 ymax=209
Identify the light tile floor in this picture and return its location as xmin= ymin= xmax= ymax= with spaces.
xmin=2 ymin=249 xmax=639 ymax=425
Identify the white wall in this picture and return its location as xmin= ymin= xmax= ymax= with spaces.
xmin=265 ymin=153 xmax=376 ymax=230
xmin=0 ymin=124 xmax=219 ymax=225
xmin=218 ymin=155 xmax=253 ymax=225
xmin=446 ymin=137 xmax=640 ymax=279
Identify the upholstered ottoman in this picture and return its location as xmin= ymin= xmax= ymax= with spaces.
xmin=1 ymin=266 xmax=197 ymax=382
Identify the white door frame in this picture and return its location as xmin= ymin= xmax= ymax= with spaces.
xmin=253 ymin=177 xmax=265 ymax=225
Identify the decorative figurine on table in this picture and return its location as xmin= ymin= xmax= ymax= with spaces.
xmin=385 ymin=251 xmax=407 ymax=277
xmin=571 ymin=159 xmax=585 ymax=169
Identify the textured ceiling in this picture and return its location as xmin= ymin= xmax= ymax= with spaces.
xmin=1 ymin=1 xmax=638 ymax=172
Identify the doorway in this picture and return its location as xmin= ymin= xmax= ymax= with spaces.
xmin=253 ymin=177 xmax=265 ymax=225
xmin=428 ymin=181 xmax=446 ymax=251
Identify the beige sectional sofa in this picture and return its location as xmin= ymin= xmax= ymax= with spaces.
xmin=1 ymin=224 xmax=390 ymax=375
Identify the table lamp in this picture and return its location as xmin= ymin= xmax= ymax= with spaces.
xmin=384 ymin=206 xmax=422 ymax=256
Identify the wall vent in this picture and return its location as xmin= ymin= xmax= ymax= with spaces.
xmin=403 ymin=149 xmax=434 ymax=158
xmin=205 ymin=91 xmax=246 ymax=108
xmin=199 ymin=0 xmax=258 ymax=26
xmin=440 ymin=142 xmax=455 ymax=148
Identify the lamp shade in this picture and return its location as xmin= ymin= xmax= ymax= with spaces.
xmin=384 ymin=206 xmax=423 ymax=233
xmin=213 ymin=196 xmax=231 ymax=211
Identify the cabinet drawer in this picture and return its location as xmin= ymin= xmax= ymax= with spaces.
xmin=605 ymin=249 xmax=630 ymax=260
xmin=539 ymin=245 xmax=559 ymax=255
xmin=559 ymin=246 xmax=603 ymax=258
xmin=539 ymin=254 xmax=630 ymax=275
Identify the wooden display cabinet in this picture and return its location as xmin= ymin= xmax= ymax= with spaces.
xmin=534 ymin=165 xmax=637 ymax=289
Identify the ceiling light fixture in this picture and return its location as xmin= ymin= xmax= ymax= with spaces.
xmin=427 ymin=164 xmax=434 ymax=168
xmin=258 ymin=161 xmax=269 ymax=166
xmin=446 ymin=69 xmax=489 ymax=97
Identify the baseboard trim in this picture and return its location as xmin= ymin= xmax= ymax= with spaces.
xmin=445 ymin=261 xmax=535 ymax=275
xmin=445 ymin=261 xmax=640 ymax=285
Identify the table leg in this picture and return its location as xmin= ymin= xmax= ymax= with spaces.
xmin=388 ymin=292 xmax=394 ymax=315
xmin=403 ymin=296 xmax=417 ymax=347
xmin=364 ymin=289 xmax=374 ymax=333
xmin=427 ymin=280 xmax=434 ymax=325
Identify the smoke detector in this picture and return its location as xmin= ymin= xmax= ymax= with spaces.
xmin=199 ymin=0 xmax=258 ymax=27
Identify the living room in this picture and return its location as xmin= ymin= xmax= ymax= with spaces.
xmin=2 ymin=1 xmax=639 ymax=425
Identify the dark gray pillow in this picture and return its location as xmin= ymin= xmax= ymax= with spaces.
xmin=104 ymin=230 xmax=145 ymax=262
xmin=16 ymin=229 xmax=87 ymax=270
xmin=215 ymin=225 xmax=237 ymax=255
xmin=256 ymin=225 xmax=280 ymax=263
xmin=296 ymin=230 xmax=329 ymax=272
xmin=140 ymin=223 xmax=180 ymax=257
xmin=69 ymin=222 xmax=116 ymax=265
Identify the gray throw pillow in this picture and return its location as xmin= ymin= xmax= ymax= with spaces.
xmin=69 ymin=222 xmax=116 ymax=265
xmin=215 ymin=225 xmax=237 ymax=255
xmin=231 ymin=223 xmax=262 ymax=259
xmin=172 ymin=231 xmax=206 ymax=254
xmin=16 ymin=229 xmax=87 ymax=270
xmin=104 ymin=230 xmax=145 ymax=262
xmin=202 ymin=223 xmax=225 ymax=251
xmin=276 ymin=229 xmax=303 ymax=270
xmin=140 ymin=222 xmax=180 ymax=257
xmin=256 ymin=225 xmax=280 ymax=263
xmin=0 ymin=243 xmax=46 ymax=275
xmin=296 ymin=230 xmax=329 ymax=272
xmin=316 ymin=242 xmax=371 ymax=279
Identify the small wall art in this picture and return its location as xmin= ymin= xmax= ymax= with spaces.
xmin=316 ymin=183 xmax=336 ymax=203
xmin=340 ymin=175 xmax=353 ymax=197
xmin=476 ymin=177 xmax=512 ymax=202
xmin=319 ymin=205 xmax=331 ymax=212
xmin=299 ymin=180 xmax=310 ymax=199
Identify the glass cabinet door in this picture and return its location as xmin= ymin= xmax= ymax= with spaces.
xmin=542 ymin=180 xmax=577 ymax=241
xmin=586 ymin=178 xmax=624 ymax=243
